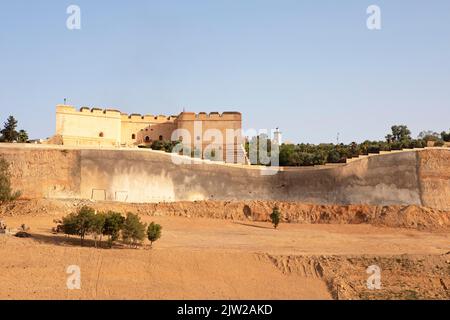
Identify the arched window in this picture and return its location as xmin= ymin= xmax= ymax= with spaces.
xmin=131 ymin=134 xmax=136 ymax=140
xmin=159 ymin=135 xmax=163 ymax=141
xmin=145 ymin=136 xmax=150 ymax=143
xmin=99 ymin=132 xmax=104 ymax=138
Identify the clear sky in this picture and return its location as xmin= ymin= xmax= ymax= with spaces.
xmin=0 ymin=0 xmax=449 ymax=143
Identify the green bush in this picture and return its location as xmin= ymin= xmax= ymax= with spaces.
xmin=270 ymin=207 xmax=281 ymax=229
xmin=61 ymin=206 xmax=96 ymax=246
xmin=151 ymin=140 xmax=179 ymax=153
xmin=122 ymin=212 xmax=147 ymax=247
xmin=103 ymin=211 xmax=125 ymax=247
xmin=61 ymin=213 xmax=79 ymax=236
xmin=434 ymin=140 xmax=445 ymax=147
xmin=0 ymin=157 xmax=21 ymax=202
xmin=147 ymin=222 xmax=162 ymax=247
xmin=440 ymin=130 xmax=450 ymax=142
xmin=90 ymin=213 xmax=106 ymax=248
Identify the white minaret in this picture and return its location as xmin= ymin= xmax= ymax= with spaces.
xmin=273 ymin=127 xmax=282 ymax=145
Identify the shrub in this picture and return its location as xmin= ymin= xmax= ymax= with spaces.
xmin=270 ymin=207 xmax=281 ymax=229
xmin=76 ymin=206 xmax=96 ymax=245
xmin=90 ymin=212 xmax=106 ymax=248
xmin=122 ymin=213 xmax=147 ymax=247
xmin=61 ymin=206 xmax=96 ymax=246
xmin=61 ymin=213 xmax=79 ymax=236
xmin=434 ymin=140 xmax=445 ymax=147
xmin=0 ymin=157 xmax=21 ymax=202
xmin=440 ymin=130 xmax=450 ymax=142
xmin=103 ymin=211 xmax=125 ymax=248
xmin=147 ymin=222 xmax=162 ymax=247
xmin=151 ymin=140 xmax=179 ymax=153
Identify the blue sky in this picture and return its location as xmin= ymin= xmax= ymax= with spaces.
xmin=0 ymin=0 xmax=449 ymax=143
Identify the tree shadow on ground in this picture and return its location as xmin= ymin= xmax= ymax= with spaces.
xmin=233 ymin=222 xmax=274 ymax=230
xmin=28 ymin=232 xmax=138 ymax=250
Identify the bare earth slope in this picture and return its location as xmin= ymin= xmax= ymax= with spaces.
xmin=1 ymin=200 xmax=449 ymax=300
xmin=3 ymin=199 xmax=450 ymax=231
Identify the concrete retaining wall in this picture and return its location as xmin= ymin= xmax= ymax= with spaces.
xmin=0 ymin=144 xmax=448 ymax=209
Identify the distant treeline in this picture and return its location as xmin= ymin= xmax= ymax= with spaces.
xmin=247 ymin=125 xmax=450 ymax=167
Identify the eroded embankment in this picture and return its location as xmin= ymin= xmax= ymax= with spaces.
xmin=260 ymin=253 xmax=450 ymax=300
xmin=2 ymin=199 xmax=450 ymax=232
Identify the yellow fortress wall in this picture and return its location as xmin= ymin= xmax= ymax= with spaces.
xmin=0 ymin=144 xmax=448 ymax=210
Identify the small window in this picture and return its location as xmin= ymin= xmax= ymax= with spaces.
xmin=99 ymin=132 xmax=104 ymax=138
xmin=131 ymin=134 xmax=136 ymax=140
xmin=145 ymin=136 xmax=150 ymax=142
xmin=159 ymin=135 xmax=163 ymax=141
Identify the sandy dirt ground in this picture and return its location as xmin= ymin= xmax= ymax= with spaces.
xmin=1 ymin=212 xmax=449 ymax=300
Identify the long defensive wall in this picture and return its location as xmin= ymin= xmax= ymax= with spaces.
xmin=0 ymin=144 xmax=448 ymax=210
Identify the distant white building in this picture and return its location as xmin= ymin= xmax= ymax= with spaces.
xmin=273 ymin=128 xmax=282 ymax=145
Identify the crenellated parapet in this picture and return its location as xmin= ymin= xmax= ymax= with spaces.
xmin=57 ymin=105 xmax=240 ymax=122
xmin=57 ymin=105 xmax=122 ymax=118
xmin=121 ymin=113 xmax=177 ymax=123
xmin=177 ymin=111 xmax=241 ymax=121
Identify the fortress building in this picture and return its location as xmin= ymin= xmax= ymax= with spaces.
xmin=53 ymin=105 xmax=246 ymax=163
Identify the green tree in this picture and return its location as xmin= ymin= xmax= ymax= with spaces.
xmin=61 ymin=213 xmax=79 ymax=237
xmin=279 ymin=144 xmax=296 ymax=166
xmin=122 ymin=212 xmax=147 ymax=247
xmin=388 ymin=125 xmax=411 ymax=143
xmin=147 ymin=222 xmax=162 ymax=247
xmin=270 ymin=207 xmax=281 ymax=229
xmin=434 ymin=140 xmax=445 ymax=147
xmin=441 ymin=130 xmax=450 ymax=142
xmin=103 ymin=211 xmax=125 ymax=248
xmin=90 ymin=213 xmax=106 ymax=248
xmin=0 ymin=116 xmax=18 ymax=142
xmin=76 ymin=206 xmax=96 ymax=246
xmin=151 ymin=140 xmax=179 ymax=153
xmin=17 ymin=130 xmax=28 ymax=143
xmin=418 ymin=130 xmax=439 ymax=141
xmin=0 ymin=157 xmax=21 ymax=202
xmin=327 ymin=150 xmax=342 ymax=163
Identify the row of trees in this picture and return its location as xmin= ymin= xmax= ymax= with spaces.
xmin=0 ymin=116 xmax=28 ymax=143
xmin=276 ymin=125 xmax=449 ymax=167
xmin=62 ymin=206 xmax=162 ymax=248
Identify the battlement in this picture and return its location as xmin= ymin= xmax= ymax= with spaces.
xmin=57 ymin=105 xmax=177 ymax=123
xmin=57 ymin=105 xmax=241 ymax=123
xmin=177 ymin=111 xmax=242 ymax=121
xmin=56 ymin=105 xmax=122 ymax=117
xmin=120 ymin=113 xmax=177 ymax=123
